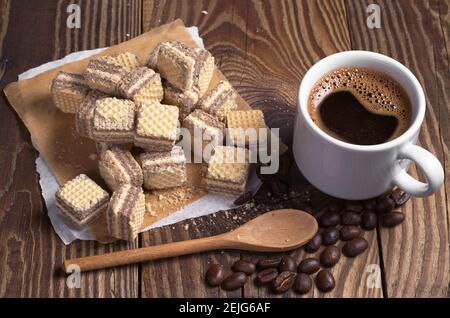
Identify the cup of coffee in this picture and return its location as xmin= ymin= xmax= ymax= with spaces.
xmin=293 ymin=51 xmax=444 ymax=200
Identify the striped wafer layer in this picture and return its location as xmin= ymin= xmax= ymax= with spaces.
xmin=198 ymin=80 xmax=238 ymax=122
xmin=106 ymin=184 xmax=145 ymax=241
xmin=107 ymin=52 xmax=141 ymax=71
xmin=163 ymin=81 xmax=199 ymax=119
xmin=51 ymin=72 xmax=90 ymax=113
xmin=99 ymin=147 xmax=143 ymax=191
xmin=84 ymin=57 xmax=129 ymax=95
xmin=118 ymin=67 xmax=163 ymax=105
xmin=140 ymin=146 xmax=187 ymax=190
xmin=55 ymin=174 xmax=109 ymax=226
xmin=76 ymin=90 xmax=108 ymax=138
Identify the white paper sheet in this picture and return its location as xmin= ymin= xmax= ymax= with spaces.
xmin=19 ymin=27 xmax=260 ymax=245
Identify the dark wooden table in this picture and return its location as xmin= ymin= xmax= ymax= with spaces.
xmin=0 ymin=0 xmax=448 ymax=298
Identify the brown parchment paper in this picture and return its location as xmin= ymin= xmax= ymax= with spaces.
xmin=3 ymin=20 xmax=286 ymax=244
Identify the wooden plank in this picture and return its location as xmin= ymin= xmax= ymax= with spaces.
xmin=0 ymin=0 xmax=141 ymax=297
xmin=141 ymin=0 xmax=245 ymax=298
xmin=346 ymin=0 xmax=449 ymax=297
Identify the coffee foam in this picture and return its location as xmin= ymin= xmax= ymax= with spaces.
xmin=308 ymin=67 xmax=412 ymax=141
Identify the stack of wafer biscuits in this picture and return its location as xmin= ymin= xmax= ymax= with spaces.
xmin=52 ymin=40 xmax=276 ymax=242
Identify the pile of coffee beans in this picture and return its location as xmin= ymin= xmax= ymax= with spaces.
xmin=217 ymin=153 xmax=411 ymax=295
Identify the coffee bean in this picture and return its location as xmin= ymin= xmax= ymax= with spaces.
xmin=328 ymin=201 xmax=343 ymax=213
xmin=272 ymin=271 xmax=297 ymax=293
xmin=391 ymin=188 xmax=411 ymax=207
xmin=256 ymin=268 xmax=278 ymax=285
xmin=222 ymin=272 xmax=248 ymax=291
xmin=361 ymin=210 xmax=378 ymax=230
xmin=321 ymin=227 xmax=340 ymax=246
xmin=268 ymin=180 xmax=286 ymax=198
xmin=303 ymin=233 xmax=322 ymax=253
xmin=340 ymin=211 xmax=362 ymax=226
xmin=297 ymin=258 xmax=320 ymax=274
xmin=345 ymin=200 xmax=364 ymax=213
xmin=206 ymin=264 xmax=225 ymax=286
xmin=232 ymin=260 xmax=256 ymax=275
xmin=293 ymin=273 xmax=312 ymax=294
xmin=379 ymin=211 xmax=404 ymax=227
xmin=342 ymin=237 xmax=369 ymax=257
xmin=340 ymin=225 xmax=361 ymax=241
xmin=233 ymin=191 xmax=253 ymax=205
xmin=315 ymin=269 xmax=335 ymax=293
xmin=320 ymin=246 xmax=341 ymax=268
xmin=318 ymin=212 xmax=341 ymax=228
xmin=257 ymin=257 xmax=282 ymax=270
xmin=375 ymin=197 xmax=395 ymax=214
xmin=278 ymin=255 xmax=297 ymax=272
xmin=363 ymin=199 xmax=377 ymax=210
xmin=253 ymin=182 xmax=272 ymax=201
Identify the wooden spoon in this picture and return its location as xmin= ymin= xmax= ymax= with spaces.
xmin=63 ymin=209 xmax=318 ymax=273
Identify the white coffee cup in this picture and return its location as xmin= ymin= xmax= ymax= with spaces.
xmin=293 ymin=51 xmax=444 ymax=200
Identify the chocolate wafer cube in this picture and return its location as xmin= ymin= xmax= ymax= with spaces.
xmin=226 ymin=110 xmax=267 ymax=146
xmin=148 ymin=41 xmax=214 ymax=93
xmin=75 ymin=90 xmax=108 ymax=138
xmin=204 ymin=146 xmax=250 ymax=197
xmin=134 ymin=101 xmax=179 ymax=152
xmin=140 ymin=146 xmax=187 ymax=190
xmin=163 ymin=81 xmax=200 ymax=119
xmin=118 ymin=67 xmax=163 ymax=105
xmin=51 ymin=72 xmax=90 ymax=113
xmin=55 ymin=174 xmax=109 ymax=226
xmin=198 ymin=80 xmax=238 ymax=122
xmin=84 ymin=56 xmax=129 ymax=95
xmin=92 ymin=97 xmax=135 ymax=143
xmin=182 ymin=109 xmax=225 ymax=156
xmin=106 ymin=184 xmax=145 ymax=241
xmin=99 ymin=147 xmax=143 ymax=191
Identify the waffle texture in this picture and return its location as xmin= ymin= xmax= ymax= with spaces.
xmin=51 ymin=72 xmax=90 ymax=113
xmin=55 ymin=174 xmax=109 ymax=226
xmin=140 ymin=146 xmax=187 ymax=190
xmin=118 ymin=67 xmax=163 ymax=105
xmin=93 ymin=97 xmax=135 ymax=143
xmin=107 ymin=52 xmax=141 ymax=70
xmin=198 ymin=80 xmax=238 ymax=122
xmin=106 ymin=184 xmax=145 ymax=241
xmin=84 ymin=56 xmax=129 ymax=95
xmin=135 ymin=101 xmax=179 ymax=151
xmin=204 ymin=146 xmax=250 ymax=197
xmin=194 ymin=48 xmax=215 ymax=96
xmin=99 ymin=146 xmax=143 ymax=191
xmin=76 ymin=90 xmax=108 ymax=138
xmin=226 ymin=110 xmax=267 ymax=146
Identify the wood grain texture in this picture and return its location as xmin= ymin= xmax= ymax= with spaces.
xmin=0 ymin=0 xmax=142 ymax=297
xmin=346 ymin=0 xmax=449 ymax=297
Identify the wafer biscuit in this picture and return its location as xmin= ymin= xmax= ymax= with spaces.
xmin=182 ymin=109 xmax=225 ymax=157
xmin=198 ymin=80 xmax=238 ymax=121
xmin=204 ymin=146 xmax=250 ymax=196
xmin=107 ymin=52 xmax=141 ymax=70
xmin=163 ymin=81 xmax=200 ymax=119
xmin=99 ymin=147 xmax=143 ymax=191
xmin=51 ymin=72 xmax=90 ymax=113
xmin=118 ymin=67 xmax=163 ymax=105
xmin=93 ymin=97 xmax=135 ymax=143
xmin=148 ymin=41 xmax=214 ymax=92
xmin=106 ymin=184 xmax=145 ymax=241
xmin=55 ymin=174 xmax=109 ymax=226
xmin=76 ymin=90 xmax=108 ymax=138
xmin=140 ymin=146 xmax=187 ymax=190
xmin=84 ymin=57 xmax=129 ymax=95
xmin=226 ymin=110 xmax=267 ymax=146
xmin=135 ymin=101 xmax=179 ymax=151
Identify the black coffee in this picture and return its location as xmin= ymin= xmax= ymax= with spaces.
xmin=308 ymin=67 xmax=412 ymax=145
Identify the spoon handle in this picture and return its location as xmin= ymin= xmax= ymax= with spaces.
xmin=63 ymin=234 xmax=231 ymax=273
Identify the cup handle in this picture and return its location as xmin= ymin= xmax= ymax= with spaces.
xmin=392 ymin=143 xmax=444 ymax=197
